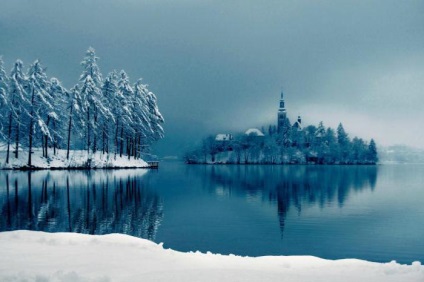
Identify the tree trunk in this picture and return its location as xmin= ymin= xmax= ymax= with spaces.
xmin=87 ymin=107 xmax=91 ymax=155
xmin=102 ymin=124 xmax=105 ymax=154
xmin=28 ymin=90 xmax=35 ymax=167
xmin=127 ymin=137 xmax=131 ymax=160
xmin=93 ymin=107 xmax=98 ymax=153
xmin=53 ymin=119 xmax=57 ymax=155
xmin=6 ymin=112 xmax=12 ymax=164
xmin=132 ymin=136 xmax=136 ymax=159
xmin=115 ymin=120 xmax=119 ymax=158
xmin=15 ymin=115 xmax=19 ymax=159
xmin=119 ymin=126 xmax=123 ymax=157
xmin=66 ymin=106 xmax=73 ymax=160
xmin=44 ymin=116 xmax=50 ymax=158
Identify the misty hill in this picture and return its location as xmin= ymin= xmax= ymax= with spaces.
xmin=379 ymin=145 xmax=424 ymax=164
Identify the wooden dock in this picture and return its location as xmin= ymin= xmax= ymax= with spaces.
xmin=147 ymin=161 xmax=159 ymax=169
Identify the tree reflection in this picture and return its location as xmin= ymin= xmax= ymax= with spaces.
xmin=0 ymin=170 xmax=162 ymax=240
xmin=191 ymin=165 xmax=378 ymax=237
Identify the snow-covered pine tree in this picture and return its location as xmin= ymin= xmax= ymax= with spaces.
xmin=80 ymin=47 xmax=102 ymax=87
xmin=102 ymin=71 xmax=123 ymax=157
xmin=47 ymin=78 xmax=67 ymax=156
xmin=277 ymin=116 xmax=291 ymax=147
xmin=27 ymin=60 xmax=53 ymax=166
xmin=0 ymin=57 xmax=8 ymax=137
xmin=101 ymin=71 xmax=119 ymax=154
xmin=65 ymin=85 xmax=83 ymax=159
xmin=8 ymin=60 xmax=28 ymax=161
xmin=133 ymin=79 xmax=154 ymax=158
xmin=314 ymin=121 xmax=327 ymax=160
xmin=79 ymin=47 xmax=109 ymax=155
xmin=146 ymin=88 xmax=164 ymax=145
xmin=117 ymin=70 xmax=135 ymax=158
xmin=337 ymin=123 xmax=350 ymax=163
xmin=367 ymin=139 xmax=378 ymax=164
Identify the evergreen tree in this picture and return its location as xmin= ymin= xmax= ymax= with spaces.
xmin=337 ymin=123 xmax=349 ymax=146
xmin=8 ymin=60 xmax=28 ymax=161
xmin=27 ymin=60 xmax=53 ymax=166
xmin=100 ymin=71 xmax=118 ymax=154
xmin=146 ymin=89 xmax=164 ymax=141
xmin=337 ymin=123 xmax=350 ymax=163
xmin=133 ymin=79 xmax=153 ymax=158
xmin=0 ymin=57 xmax=9 ymax=138
xmin=351 ymin=137 xmax=366 ymax=163
xmin=65 ymin=85 xmax=83 ymax=159
xmin=367 ymin=139 xmax=378 ymax=164
xmin=46 ymin=78 xmax=66 ymax=156
xmin=324 ymin=127 xmax=337 ymax=163
xmin=79 ymin=47 xmax=109 ymax=154
xmin=276 ymin=116 xmax=291 ymax=147
xmin=314 ymin=122 xmax=326 ymax=161
xmin=117 ymin=70 xmax=135 ymax=157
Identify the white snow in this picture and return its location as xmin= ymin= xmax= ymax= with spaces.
xmin=0 ymin=148 xmax=149 ymax=169
xmin=0 ymin=231 xmax=422 ymax=282
xmin=245 ymin=128 xmax=265 ymax=137
xmin=215 ymin=133 xmax=233 ymax=141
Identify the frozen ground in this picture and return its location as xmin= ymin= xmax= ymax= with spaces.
xmin=0 ymin=148 xmax=148 ymax=169
xmin=0 ymin=231 xmax=422 ymax=282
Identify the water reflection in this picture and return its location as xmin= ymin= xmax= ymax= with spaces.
xmin=0 ymin=170 xmax=162 ymax=240
xmin=189 ymin=165 xmax=378 ymax=236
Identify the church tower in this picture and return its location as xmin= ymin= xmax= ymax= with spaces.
xmin=277 ymin=91 xmax=287 ymax=132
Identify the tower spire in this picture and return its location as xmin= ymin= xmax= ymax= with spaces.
xmin=277 ymin=90 xmax=287 ymax=132
xmin=279 ymin=90 xmax=285 ymax=111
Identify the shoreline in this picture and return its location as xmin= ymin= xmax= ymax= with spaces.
xmin=0 ymin=148 xmax=154 ymax=171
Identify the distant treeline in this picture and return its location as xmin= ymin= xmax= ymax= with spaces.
xmin=185 ymin=121 xmax=378 ymax=165
xmin=0 ymin=48 xmax=164 ymax=166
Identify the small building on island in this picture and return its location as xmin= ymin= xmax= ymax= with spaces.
xmin=245 ymin=128 xmax=265 ymax=137
xmin=215 ymin=134 xmax=233 ymax=142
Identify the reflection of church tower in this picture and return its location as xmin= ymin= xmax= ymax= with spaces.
xmin=277 ymin=91 xmax=287 ymax=132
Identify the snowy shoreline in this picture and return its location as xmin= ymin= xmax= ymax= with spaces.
xmin=0 ymin=148 xmax=150 ymax=170
xmin=0 ymin=231 xmax=422 ymax=282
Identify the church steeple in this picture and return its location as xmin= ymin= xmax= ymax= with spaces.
xmin=277 ymin=90 xmax=287 ymax=132
xmin=279 ymin=91 xmax=285 ymax=110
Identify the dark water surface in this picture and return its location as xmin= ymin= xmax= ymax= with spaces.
xmin=1 ymin=162 xmax=423 ymax=263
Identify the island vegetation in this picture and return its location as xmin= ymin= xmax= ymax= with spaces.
xmin=185 ymin=121 xmax=378 ymax=165
xmin=0 ymin=48 xmax=164 ymax=169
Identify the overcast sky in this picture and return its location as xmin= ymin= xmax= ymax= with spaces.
xmin=1 ymin=0 xmax=423 ymax=156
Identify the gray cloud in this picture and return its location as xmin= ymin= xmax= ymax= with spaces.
xmin=1 ymin=0 xmax=423 ymax=155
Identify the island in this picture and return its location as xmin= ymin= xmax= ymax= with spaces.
xmin=185 ymin=92 xmax=377 ymax=165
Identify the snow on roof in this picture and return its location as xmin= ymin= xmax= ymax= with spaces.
xmin=215 ymin=134 xmax=233 ymax=141
xmin=293 ymin=121 xmax=302 ymax=130
xmin=245 ymin=128 xmax=265 ymax=136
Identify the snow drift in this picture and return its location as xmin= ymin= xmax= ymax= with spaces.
xmin=0 ymin=231 xmax=422 ymax=282
xmin=0 ymin=148 xmax=149 ymax=169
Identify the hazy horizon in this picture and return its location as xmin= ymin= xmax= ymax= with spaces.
xmin=1 ymin=0 xmax=423 ymax=156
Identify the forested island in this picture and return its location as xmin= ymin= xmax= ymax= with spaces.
xmin=0 ymin=48 xmax=164 ymax=169
xmin=185 ymin=92 xmax=377 ymax=165
xmin=185 ymin=122 xmax=378 ymax=165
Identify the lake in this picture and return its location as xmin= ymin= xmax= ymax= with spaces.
xmin=0 ymin=162 xmax=423 ymax=264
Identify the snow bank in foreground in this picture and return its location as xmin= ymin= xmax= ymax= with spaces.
xmin=0 ymin=148 xmax=148 ymax=169
xmin=0 ymin=231 xmax=422 ymax=282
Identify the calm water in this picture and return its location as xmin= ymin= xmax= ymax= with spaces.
xmin=0 ymin=162 xmax=423 ymax=263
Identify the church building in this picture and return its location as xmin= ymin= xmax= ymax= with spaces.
xmin=277 ymin=91 xmax=302 ymax=132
